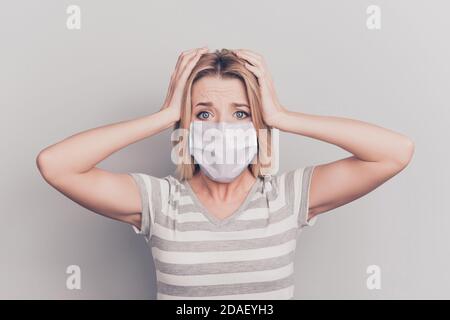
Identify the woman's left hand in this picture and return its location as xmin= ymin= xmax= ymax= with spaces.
xmin=233 ymin=49 xmax=287 ymax=127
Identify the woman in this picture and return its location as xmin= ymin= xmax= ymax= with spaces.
xmin=36 ymin=47 xmax=415 ymax=300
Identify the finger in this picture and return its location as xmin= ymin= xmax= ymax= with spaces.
xmin=166 ymin=73 xmax=175 ymax=100
xmin=165 ymin=47 xmax=206 ymax=105
xmin=175 ymin=48 xmax=195 ymax=67
xmin=180 ymin=47 xmax=207 ymax=67
xmin=173 ymin=47 xmax=204 ymax=74
xmin=178 ymin=47 xmax=208 ymax=79
xmin=236 ymin=52 xmax=263 ymax=74
xmin=234 ymin=49 xmax=264 ymax=67
xmin=168 ymin=49 xmax=197 ymax=98
xmin=175 ymin=47 xmax=206 ymax=79
xmin=235 ymin=52 xmax=262 ymax=70
xmin=243 ymin=61 xmax=263 ymax=79
xmin=236 ymin=51 xmax=270 ymax=82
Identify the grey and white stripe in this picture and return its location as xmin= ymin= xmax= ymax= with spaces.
xmin=128 ymin=165 xmax=316 ymax=300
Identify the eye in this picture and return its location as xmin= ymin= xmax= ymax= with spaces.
xmin=196 ymin=111 xmax=211 ymax=120
xmin=234 ymin=110 xmax=250 ymax=119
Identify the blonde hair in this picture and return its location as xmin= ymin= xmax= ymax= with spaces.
xmin=173 ymin=48 xmax=273 ymax=181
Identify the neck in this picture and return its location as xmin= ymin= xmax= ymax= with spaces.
xmin=194 ymin=168 xmax=256 ymax=202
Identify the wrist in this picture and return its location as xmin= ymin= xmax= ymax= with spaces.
xmin=160 ymin=106 xmax=180 ymax=127
xmin=265 ymin=107 xmax=289 ymax=128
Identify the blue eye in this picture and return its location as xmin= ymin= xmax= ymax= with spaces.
xmin=197 ymin=111 xmax=211 ymax=120
xmin=235 ymin=111 xmax=249 ymax=119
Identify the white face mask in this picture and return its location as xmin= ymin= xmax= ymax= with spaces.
xmin=188 ymin=121 xmax=258 ymax=183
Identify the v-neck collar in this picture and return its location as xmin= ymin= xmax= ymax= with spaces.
xmin=182 ymin=176 xmax=262 ymax=226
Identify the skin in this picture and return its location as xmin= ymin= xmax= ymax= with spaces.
xmin=36 ymin=47 xmax=415 ymax=230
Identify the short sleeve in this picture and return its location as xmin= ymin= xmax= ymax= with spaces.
xmin=289 ymin=166 xmax=317 ymax=229
xmin=127 ymin=173 xmax=170 ymax=242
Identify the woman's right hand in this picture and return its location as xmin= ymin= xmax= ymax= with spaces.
xmin=160 ymin=47 xmax=209 ymax=121
xmin=36 ymin=47 xmax=209 ymax=231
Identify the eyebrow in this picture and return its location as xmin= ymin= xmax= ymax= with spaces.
xmin=194 ymin=102 xmax=250 ymax=108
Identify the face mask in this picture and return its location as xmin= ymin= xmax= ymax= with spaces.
xmin=188 ymin=121 xmax=258 ymax=183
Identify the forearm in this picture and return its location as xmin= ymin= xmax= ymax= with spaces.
xmin=272 ymin=110 xmax=414 ymax=165
xmin=37 ymin=107 xmax=178 ymax=178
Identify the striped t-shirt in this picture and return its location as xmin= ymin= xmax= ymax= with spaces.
xmin=128 ymin=166 xmax=317 ymax=300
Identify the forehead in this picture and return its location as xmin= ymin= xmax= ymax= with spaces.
xmin=191 ymin=76 xmax=248 ymax=103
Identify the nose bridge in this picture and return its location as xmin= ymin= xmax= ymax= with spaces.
xmin=215 ymin=100 xmax=233 ymax=123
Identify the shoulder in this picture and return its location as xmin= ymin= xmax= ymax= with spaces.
xmin=128 ymin=172 xmax=172 ymax=193
xmin=270 ymin=166 xmax=315 ymax=200
xmin=272 ymin=166 xmax=317 ymax=228
xmin=128 ymin=172 xmax=183 ymax=208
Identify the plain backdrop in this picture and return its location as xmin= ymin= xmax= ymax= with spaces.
xmin=1 ymin=0 xmax=449 ymax=299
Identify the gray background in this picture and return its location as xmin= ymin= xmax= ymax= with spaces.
xmin=1 ymin=0 xmax=449 ymax=299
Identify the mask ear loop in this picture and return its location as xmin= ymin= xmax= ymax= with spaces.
xmin=262 ymin=174 xmax=272 ymax=194
xmin=167 ymin=176 xmax=175 ymax=208
xmin=167 ymin=176 xmax=181 ymax=210
xmin=261 ymin=174 xmax=278 ymax=211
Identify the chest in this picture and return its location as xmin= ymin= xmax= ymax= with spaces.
xmin=183 ymin=177 xmax=260 ymax=222
xmin=196 ymin=194 xmax=248 ymax=220
xmin=150 ymin=213 xmax=298 ymax=271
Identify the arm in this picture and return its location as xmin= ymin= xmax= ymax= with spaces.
xmin=270 ymin=111 xmax=415 ymax=220
xmin=36 ymin=108 xmax=178 ymax=227
xmin=36 ymin=47 xmax=209 ymax=229
xmin=233 ymin=49 xmax=415 ymax=221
